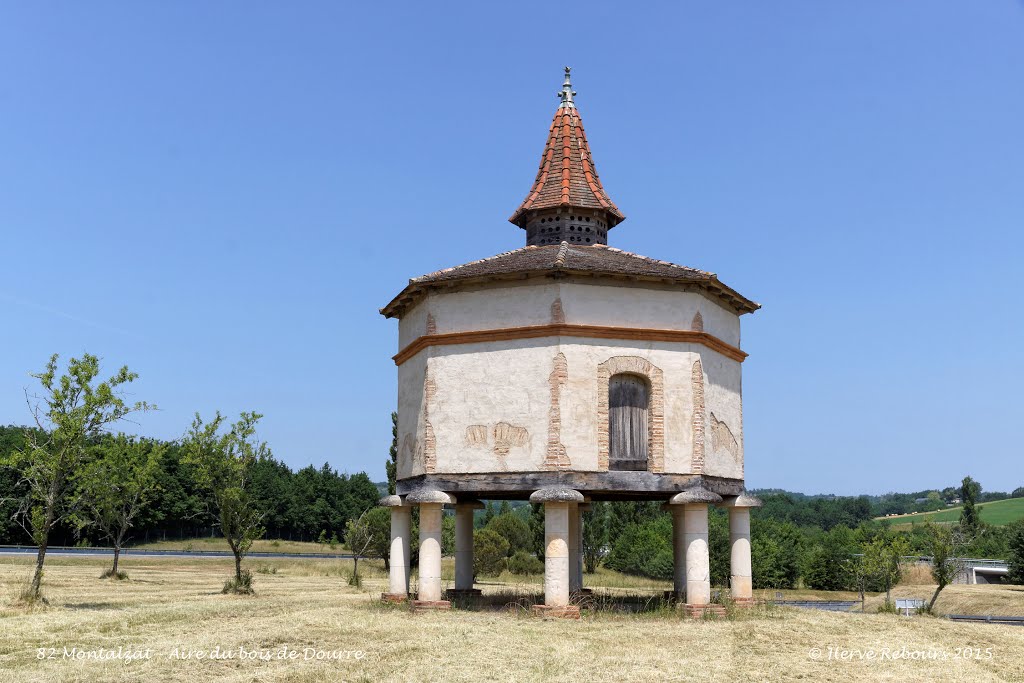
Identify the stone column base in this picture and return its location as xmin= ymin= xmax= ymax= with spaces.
xmin=531 ymin=604 xmax=581 ymax=619
xmin=682 ymin=604 xmax=727 ymax=618
xmin=411 ymin=600 xmax=451 ymax=612
xmin=445 ymin=588 xmax=482 ymax=598
xmin=380 ymin=592 xmax=409 ymax=603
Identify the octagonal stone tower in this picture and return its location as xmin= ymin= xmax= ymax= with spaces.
xmin=380 ymin=68 xmax=761 ymax=617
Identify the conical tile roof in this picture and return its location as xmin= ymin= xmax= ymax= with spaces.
xmin=509 ymin=68 xmax=624 ymax=229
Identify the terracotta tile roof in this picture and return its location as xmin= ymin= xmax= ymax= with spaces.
xmin=380 ymin=243 xmax=760 ymax=318
xmin=509 ymin=98 xmax=625 ymax=228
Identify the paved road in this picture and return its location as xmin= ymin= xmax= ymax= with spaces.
xmin=0 ymin=546 xmax=360 ymax=560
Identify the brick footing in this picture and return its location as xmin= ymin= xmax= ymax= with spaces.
xmin=682 ymin=603 xmax=727 ymax=618
xmin=531 ymin=604 xmax=581 ymax=619
xmin=411 ymin=600 xmax=451 ymax=612
xmin=731 ymin=597 xmax=756 ymax=608
xmin=380 ymin=593 xmax=408 ymax=603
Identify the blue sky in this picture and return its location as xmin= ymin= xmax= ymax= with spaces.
xmin=1 ymin=2 xmax=1021 ymax=496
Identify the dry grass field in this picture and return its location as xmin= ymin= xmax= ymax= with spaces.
xmin=128 ymin=538 xmax=351 ymax=555
xmin=0 ymin=555 xmax=1022 ymax=683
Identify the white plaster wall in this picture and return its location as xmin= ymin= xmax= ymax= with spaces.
xmin=560 ymin=282 xmax=740 ymax=347
xmin=396 ymin=352 xmax=428 ymax=479
xmin=396 ymin=279 xmax=741 ymax=349
xmin=428 ymin=339 xmax=553 ymax=473
xmin=700 ymin=351 xmax=745 ymax=480
xmin=427 ymin=282 xmax=561 ymax=335
xmin=398 ymin=298 xmax=429 ymax=350
xmin=396 ymin=334 xmax=745 ymax=480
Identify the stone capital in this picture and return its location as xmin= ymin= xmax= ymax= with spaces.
xmin=529 ymin=487 xmax=584 ymax=504
xmin=667 ymin=484 xmax=723 ymax=506
xmin=407 ymin=489 xmax=457 ymax=505
xmin=720 ymin=492 xmax=763 ymax=509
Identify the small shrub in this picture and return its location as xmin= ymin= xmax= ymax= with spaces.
xmin=255 ymin=565 xmax=277 ymax=575
xmin=270 ymin=540 xmax=281 ymax=548
xmin=99 ymin=568 xmax=128 ymax=580
xmin=183 ymin=542 xmax=194 ymax=552
xmin=15 ymin=584 xmax=48 ymax=607
xmin=877 ymin=599 xmax=898 ymax=614
xmin=507 ymin=551 xmax=544 ymax=575
xmin=222 ymin=570 xmax=254 ymax=595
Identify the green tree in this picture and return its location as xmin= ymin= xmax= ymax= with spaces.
xmin=529 ymin=503 xmax=545 ymax=561
xmin=2 ymin=354 xmax=152 ymax=601
xmin=354 ymin=506 xmax=393 ymax=570
xmin=751 ymin=536 xmax=788 ymax=589
xmin=482 ymin=501 xmax=497 ymax=526
xmin=959 ymin=476 xmax=981 ymax=535
xmin=473 ymin=528 xmax=509 ymax=577
xmin=923 ymin=521 xmax=967 ymax=613
xmin=183 ymin=411 xmax=269 ymax=594
xmin=605 ymin=516 xmax=673 ymax=579
xmin=1006 ymin=521 xmax=1024 ymax=585
xmin=486 ymin=513 xmax=532 ymax=557
xmin=441 ymin=514 xmax=456 ymax=555
xmin=802 ymin=526 xmax=857 ymax=591
xmin=73 ymin=435 xmax=165 ymax=578
xmin=344 ymin=510 xmax=378 ymax=586
xmin=386 ymin=412 xmax=398 ymax=496
xmin=582 ymin=501 xmax=610 ymax=573
xmin=857 ymin=532 xmax=910 ymax=608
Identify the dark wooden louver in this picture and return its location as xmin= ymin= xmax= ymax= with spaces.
xmin=608 ymin=374 xmax=649 ymax=471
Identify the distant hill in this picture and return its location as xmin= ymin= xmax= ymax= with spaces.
xmin=877 ymin=497 xmax=1024 ymax=527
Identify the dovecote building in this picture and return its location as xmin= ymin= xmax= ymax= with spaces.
xmin=380 ymin=68 xmax=762 ymax=617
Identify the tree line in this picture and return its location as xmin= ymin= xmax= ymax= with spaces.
xmin=0 ymin=353 xmax=380 ymax=600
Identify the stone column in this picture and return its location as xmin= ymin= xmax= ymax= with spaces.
xmin=407 ymin=489 xmax=455 ymax=610
xmin=671 ymin=506 xmax=686 ymax=599
xmin=379 ymin=495 xmax=411 ymax=602
xmin=723 ymin=493 xmax=762 ymax=606
xmin=668 ymin=485 xmax=722 ymax=616
xmin=684 ymin=504 xmax=711 ymax=606
xmin=529 ymin=487 xmax=584 ymax=617
xmin=568 ymin=502 xmax=581 ymax=593
xmin=453 ymin=500 xmax=484 ymax=595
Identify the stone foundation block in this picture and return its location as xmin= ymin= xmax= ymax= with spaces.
xmin=531 ymin=604 xmax=581 ymax=620
xmin=380 ymin=592 xmax=409 ymax=604
xmin=682 ymin=603 xmax=727 ymax=618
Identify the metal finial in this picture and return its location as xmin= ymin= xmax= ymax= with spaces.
xmin=558 ymin=66 xmax=576 ymax=108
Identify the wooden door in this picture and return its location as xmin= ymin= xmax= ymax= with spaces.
xmin=609 ymin=374 xmax=649 ymax=471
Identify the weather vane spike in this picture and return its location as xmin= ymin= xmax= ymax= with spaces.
xmin=558 ymin=66 xmax=576 ymax=108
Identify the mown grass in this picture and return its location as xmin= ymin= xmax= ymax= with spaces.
xmin=880 ymin=497 xmax=1024 ymax=528
xmin=1 ymin=555 xmax=1022 ymax=682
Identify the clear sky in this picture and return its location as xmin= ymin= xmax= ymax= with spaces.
xmin=1 ymin=2 xmax=1022 ymax=496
